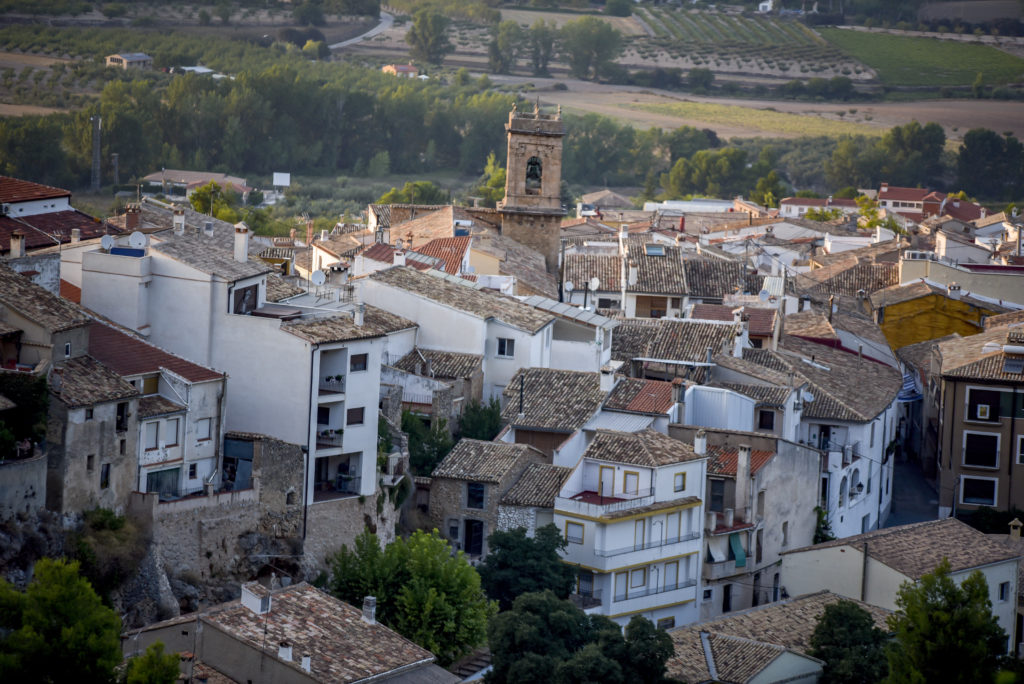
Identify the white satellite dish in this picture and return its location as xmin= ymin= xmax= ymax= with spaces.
xmin=311 ymin=270 xmax=326 ymax=286
xmin=128 ymin=231 xmax=147 ymax=249
xmin=564 ymin=280 xmax=574 ymax=293
xmin=802 ymin=390 xmax=815 ymax=403
xmin=589 ymin=277 xmax=600 ymax=291
xmin=100 ymin=235 xmax=114 ymax=251
xmin=758 ymin=289 xmax=770 ymax=302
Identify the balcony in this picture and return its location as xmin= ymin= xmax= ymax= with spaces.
xmin=315 ymin=427 xmax=344 ymax=449
xmin=569 ymin=590 xmax=603 ymax=611
xmin=597 ymin=532 xmax=701 ymax=558
xmin=704 ymin=558 xmax=747 ymax=581
xmin=318 ymin=376 xmax=346 ymax=400
xmin=555 ymin=489 xmax=655 ymax=519
xmin=313 ymin=475 xmax=361 ymax=502
xmin=613 ymin=578 xmax=697 ymax=604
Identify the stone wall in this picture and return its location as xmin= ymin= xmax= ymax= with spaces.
xmin=501 ymin=214 xmax=562 ymax=275
xmin=496 ymin=504 xmax=535 ymax=535
xmin=303 ymin=493 xmax=399 ymax=570
xmin=0 ymin=450 xmax=46 ymax=520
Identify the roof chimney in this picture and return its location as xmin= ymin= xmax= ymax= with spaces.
xmin=600 ymin=367 xmax=615 ymax=393
xmin=240 ymin=582 xmax=271 ymax=615
xmin=1010 ymin=518 xmax=1022 ymax=539
xmin=203 ymin=220 xmax=214 ymax=237
xmin=278 ymin=642 xmax=292 ymax=662
xmin=355 ymin=303 xmax=365 ymax=327
xmin=125 ymin=203 xmax=140 ymax=230
xmin=694 ymin=429 xmax=707 ymax=456
xmin=9 ymin=229 xmax=25 ymax=258
xmin=234 ymin=222 xmax=250 ymax=263
xmin=362 ymin=596 xmax=377 ymax=624
xmin=394 ymin=250 xmax=406 ymax=267
xmin=735 ymin=445 xmax=751 ymax=522
xmin=301 ymin=654 xmax=312 ymax=673
xmin=173 ymin=208 xmax=185 ymax=235
xmin=706 ymin=346 xmax=714 ymax=365
xmin=320 ymin=229 xmax=328 ymax=242
xmin=71 ymin=228 xmax=81 ymax=243
xmin=627 ymin=259 xmax=638 ymax=287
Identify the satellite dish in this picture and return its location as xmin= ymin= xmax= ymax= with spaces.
xmin=802 ymin=390 xmax=815 ymax=403
xmin=311 ymin=270 xmax=326 ymax=286
xmin=564 ymin=280 xmax=574 ymax=293
xmin=758 ymin=288 xmax=770 ymax=302
xmin=100 ymin=235 xmax=114 ymax=251
xmin=128 ymin=231 xmax=147 ymax=249
xmin=589 ymin=277 xmax=600 ymax=291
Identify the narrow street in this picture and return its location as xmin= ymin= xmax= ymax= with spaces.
xmin=885 ymin=458 xmax=940 ymax=528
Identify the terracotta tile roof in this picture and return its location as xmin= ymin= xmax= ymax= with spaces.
xmin=415 ymin=236 xmax=471 ymax=275
xmin=198 ymin=583 xmax=438 ymax=683
xmin=712 ymin=382 xmax=790 ymax=407
xmin=368 ymin=203 xmax=449 ymax=232
xmin=895 ymin=335 xmax=955 ymax=374
xmin=472 ymin=232 xmax=557 ymax=299
xmin=878 ymin=184 xmax=933 ymax=202
xmin=59 ymin=279 xmax=81 ymax=303
xmin=501 ymin=368 xmax=605 ymax=432
xmin=88 ymin=321 xmax=223 ymax=382
xmin=432 ymin=439 xmax=541 ymax=483
xmin=692 ymin=304 xmax=777 ymax=337
xmin=712 ymin=353 xmax=792 ymax=386
xmin=603 ymin=378 xmax=675 ymax=414
xmin=985 ymin=309 xmax=1024 ymax=328
xmin=369 ymin=267 xmax=554 ymax=334
xmin=683 ymin=259 xmax=756 ymax=299
xmin=51 ymin=355 xmax=138 ymax=408
xmin=317 ymin=233 xmax=366 ymax=259
xmin=151 ymin=233 xmax=272 ymax=282
xmin=626 ymin=243 xmax=687 ymax=294
xmin=581 ymin=189 xmax=633 ymax=208
xmin=786 ymin=518 xmax=1022 ymax=579
xmin=500 ymin=463 xmax=573 ymax=507
xmin=810 ymin=240 xmax=903 ymax=270
xmin=870 ymin=280 xmax=1009 ymax=313
xmin=706 ymin=445 xmax=775 ymax=476
xmin=796 ymin=260 xmax=898 ymax=298
xmin=138 ymin=394 xmax=186 ymax=418
xmin=690 ymin=303 xmax=733 ymax=322
xmin=583 ymin=428 xmax=701 ymax=467
xmin=283 ymin=305 xmax=417 ymax=344
xmin=0 ymin=209 xmax=120 ymax=254
xmin=392 ymin=348 xmax=482 ymax=379
xmin=0 ymin=263 xmax=90 ymax=333
xmin=939 ymin=326 xmax=1024 ymax=382
xmin=667 ymin=592 xmax=885 ymax=683
xmin=563 ymin=254 xmax=620 ymax=292
xmin=711 ymin=633 xmax=797 ymax=683
xmin=266 ymin=274 xmax=304 ymax=302
xmin=780 ymin=196 xmax=858 ymax=208
xmin=612 ymin=319 xmax=738 ymax=365
xmin=0 ymin=175 xmax=71 ymax=203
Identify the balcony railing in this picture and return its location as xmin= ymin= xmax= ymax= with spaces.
xmin=315 ymin=428 xmax=344 ymax=448
xmin=569 ymin=590 xmax=603 ymax=610
xmin=614 ymin=578 xmax=697 ymax=603
xmin=596 ymin=531 xmax=700 ymax=558
xmin=313 ymin=475 xmax=361 ymax=502
xmin=557 ymin=489 xmax=655 ymax=518
xmin=319 ymin=376 xmax=346 ymax=394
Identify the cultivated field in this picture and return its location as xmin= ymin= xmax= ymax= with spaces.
xmin=499 ymin=8 xmax=647 ymax=36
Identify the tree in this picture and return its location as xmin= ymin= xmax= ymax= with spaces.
xmin=328 ymin=529 xmax=496 ymax=666
xmin=377 ymin=180 xmax=447 ymax=205
xmin=809 ymin=600 xmax=888 ymax=684
xmin=401 ymin=410 xmax=454 ymax=475
xmin=125 ymin=642 xmax=180 ymax=684
xmin=0 ymin=558 xmax=121 ymax=683
xmin=528 ymin=20 xmax=558 ymax=76
xmin=560 ymin=17 xmax=622 ymax=80
xmin=686 ymin=67 xmax=714 ymax=92
xmin=855 ymin=194 xmax=899 ymax=233
xmin=488 ymin=21 xmax=523 ymax=74
xmin=751 ymin=170 xmax=787 ymax=208
xmin=478 ymin=525 xmax=574 ymax=610
xmin=406 ymin=9 xmax=453 ymax=64
xmin=605 ymin=0 xmax=632 ymax=16
xmin=188 ymin=181 xmax=240 ymax=223
xmin=885 ymin=559 xmax=1006 ymax=684
xmin=805 ymin=206 xmax=843 ymax=222
xmin=293 ymin=1 xmax=327 ymax=26
xmin=957 ymin=128 xmax=1024 ymax=200
xmin=487 ymin=591 xmax=678 ymax=684
xmin=458 ymin=396 xmax=502 ymax=439
xmin=214 ymin=0 xmax=232 ymax=25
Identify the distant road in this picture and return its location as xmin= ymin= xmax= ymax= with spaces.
xmin=329 ymin=11 xmax=393 ymax=50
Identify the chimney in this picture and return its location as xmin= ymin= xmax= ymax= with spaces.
xmin=394 ymin=250 xmax=406 ymax=267
xmin=724 ymin=508 xmax=735 ymax=528
xmin=355 ymin=303 xmax=365 ymax=327
xmin=694 ymin=429 xmax=707 ymax=456
xmin=9 ymin=230 xmax=25 ymax=258
xmin=301 ymin=655 xmax=312 ymax=673
xmin=320 ymin=229 xmax=328 ymax=242
xmin=173 ymin=208 xmax=185 ymax=235
xmin=125 ymin=203 xmax=140 ymax=230
xmin=1010 ymin=518 xmax=1022 ymax=539
xmin=240 ymin=582 xmax=271 ymax=615
xmin=706 ymin=346 xmax=714 ymax=365
xmin=801 ymin=295 xmax=811 ymax=311
xmin=671 ymin=376 xmax=685 ymax=403
xmin=827 ymin=294 xmax=834 ymax=324
xmin=71 ymin=228 xmax=81 ymax=243
xmin=627 ymin=259 xmax=638 ymax=286
xmin=290 ymin=227 xmax=296 ymax=241
xmin=233 ymin=222 xmax=249 ymax=263
xmin=362 ymin=596 xmax=377 ymax=624
xmin=278 ymin=642 xmax=292 ymax=662
xmin=735 ymin=445 xmax=751 ymax=522
xmin=203 ymin=220 xmax=214 ymax=237
xmin=600 ymin=367 xmax=615 ymax=393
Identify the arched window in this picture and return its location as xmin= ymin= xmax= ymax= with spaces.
xmin=839 ymin=476 xmax=848 ymax=508
xmin=525 ymin=156 xmax=542 ymax=194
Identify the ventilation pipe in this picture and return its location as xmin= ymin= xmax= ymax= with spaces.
xmin=278 ymin=642 xmax=292 ymax=662
xmin=9 ymin=230 xmax=24 ymax=258
xmin=362 ymin=596 xmax=377 ymax=624
xmin=173 ymin=208 xmax=185 ymax=235
xmin=233 ymin=222 xmax=249 ymax=263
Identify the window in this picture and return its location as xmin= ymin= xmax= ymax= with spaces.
xmin=85 ymin=408 xmax=94 ymax=420
xmin=119 ymin=439 xmax=125 ymax=456
xmin=286 ymin=491 xmax=296 ymax=505
xmin=464 ymin=519 xmax=484 ymax=555
xmin=350 ymin=353 xmax=368 ymax=372
xmin=1019 ymin=435 xmax=1024 ymax=465
xmin=144 ymin=421 xmax=159 ymax=450
xmin=710 ymin=479 xmax=725 ymax=512
xmin=64 ymin=342 xmax=71 ymax=358
xmin=1000 ymin=581 xmax=1011 ymax=602
xmin=758 ymin=410 xmax=775 ymax=431
xmin=197 ymin=418 xmax=212 ymax=441
xmin=656 ymin=617 xmax=675 ymax=630
xmin=961 ymin=476 xmax=997 ymax=506
xmin=166 ymin=418 xmax=180 ymax=447
xmin=674 ymin=472 xmax=686 ymax=492
xmin=703 ymin=589 xmax=713 ymax=601
xmin=448 ymin=519 xmax=460 ymax=539
xmin=722 ymin=583 xmax=732 ymax=613
xmin=630 ymin=568 xmax=646 ymax=589
xmin=566 ymin=521 xmax=584 ymax=544
xmin=100 ymin=463 xmax=110 ymax=489
xmin=188 ymin=463 xmax=197 ymax=479
xmin=86 ymin=454 xmax=95 ymax=472
xmin=624 ymin=471 xmax=639 ymax=494
xmin=496 ymin=337 xmax=515 ymax=358
xmin=963 ymin=432 xmax=999 ymax=469
xmin=466 ymin=482 xmax=485 ymax=509
xmin=317 ymin=406 xmax=330 ymax=425
xmin=870 ymin=421 xmax=875 ymax=448
xmin=615 ymin=572 xmax=628 ymax=601
xmin=597 ymin=298 xmax=614 ymax=309
xmin=346 ymin=407 xmax=365 ymax=426
xmin=670 ymin=297 xmax=682 ymax=309
xmin=968 ymin=388 xmax=1003 ymax=422
xmin=232 ymin=284 xmax=258 ymax=315
xmin=645 ymin=244 xmax=665 ymax=256
xmin=142 ymin=376 xmax=159 ymax=395
xmin=782 ymin=521 xmax=789 ymax=546
xmin=116 ymin=402 xmax=128 ymax=432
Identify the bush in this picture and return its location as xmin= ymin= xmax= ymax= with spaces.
xmin=604 ymin=0 xmax=631 ymax=17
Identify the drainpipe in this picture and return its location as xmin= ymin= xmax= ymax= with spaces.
xmin=302 ymin=344 xmax=317 ymax=540
xmin=860 ymin=540 xmax=869 ymax=602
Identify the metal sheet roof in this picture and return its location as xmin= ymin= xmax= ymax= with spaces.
xmin=519 ymin=295 xmax=618 ymax=330
xmin=583 ymin=411 xmax=655 ymax=433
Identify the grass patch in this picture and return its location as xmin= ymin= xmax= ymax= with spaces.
xmin=624 ymin=100 xmax=882 ymax=138
xmin=819 ymin=28 xmax=1024 ymax=86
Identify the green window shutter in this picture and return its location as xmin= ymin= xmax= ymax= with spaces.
xmin=729 ymin=532 xmax=746 ymax=568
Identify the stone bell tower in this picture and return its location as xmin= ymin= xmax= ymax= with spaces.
xmin=498 ymin=103 xmax=565 ymax=274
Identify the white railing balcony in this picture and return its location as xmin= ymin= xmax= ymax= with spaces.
xmin=318 ymin=376 xmax=346 ymax=394
xmin=597 ymin=531 xmax=701 ymax=558
xmin=315 ymin=427 xmax=344 ymax=449
xmin=613 ymin=578 xmax=697 ymax=604
xmin=555 ymin=489 xmax=655 ymax=519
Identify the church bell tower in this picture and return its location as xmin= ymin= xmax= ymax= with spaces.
xmin=498 ymin=103 xmax=565 ymax=274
